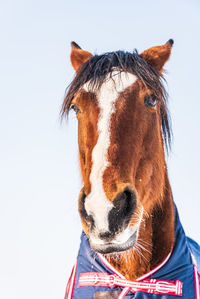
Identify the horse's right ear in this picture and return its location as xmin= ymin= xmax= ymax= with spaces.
xmin=70 ymin=41 xmax=93 ymax=72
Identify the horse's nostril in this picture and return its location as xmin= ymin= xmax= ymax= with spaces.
xmin=122 ymin=189 xmax=136 ymax=219
xmin=87 ymin=215 xmax=94 ymax=229
xmin=108 ymin=188 xmax=137 ymax=233
xmin=79 ymin=190 xmax=95 ymax=229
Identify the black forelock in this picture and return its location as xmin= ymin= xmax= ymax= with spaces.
xmin=61 ymin=50 xmax=172 ymax=152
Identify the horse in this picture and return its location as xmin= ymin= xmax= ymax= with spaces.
xmin=62 ymin=40 xmax=200 ymax=298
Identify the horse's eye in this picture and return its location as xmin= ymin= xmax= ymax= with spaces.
xmin=144 ymin=95 xmax=158 ymax=108
xmin=70 ymin=104 xmax=81 ymax=114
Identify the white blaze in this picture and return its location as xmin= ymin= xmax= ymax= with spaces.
xmin=84 ymin=71 xmax=137 ymax=232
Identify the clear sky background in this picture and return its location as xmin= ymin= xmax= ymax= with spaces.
xmin=0 ymin=0 xmax=200 ymax=298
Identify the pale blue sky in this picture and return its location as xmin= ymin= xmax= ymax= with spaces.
xmin=0 ymin=0 xmax=200 ymax=298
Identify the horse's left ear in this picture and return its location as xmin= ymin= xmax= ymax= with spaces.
xmin=140 ymin=39 xmax=174 ymax=73
xmin=70 ymin=41 xmax=93 ymax=72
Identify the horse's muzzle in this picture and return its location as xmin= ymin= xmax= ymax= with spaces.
xmin=78 ymin=187 xmax=141 ymax=253
xmin=89 ymin=227 xmax=139 ymax=254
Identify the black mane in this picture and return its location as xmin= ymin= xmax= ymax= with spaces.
xmin=61 ymin=50 xmax=172 ymax=151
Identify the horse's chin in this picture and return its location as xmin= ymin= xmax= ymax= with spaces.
xmin=89 ymin=229 xmax=138 ymax=254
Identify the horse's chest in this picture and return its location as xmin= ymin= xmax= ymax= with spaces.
xmin=65 ymin=210 xmax=200 ymax=299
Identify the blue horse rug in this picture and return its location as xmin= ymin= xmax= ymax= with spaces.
xmin=65 ymin=207 xmax=200 ymax=298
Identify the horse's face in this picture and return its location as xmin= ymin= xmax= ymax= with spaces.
xmin=66 ymin=41 xmax=172 ymax=253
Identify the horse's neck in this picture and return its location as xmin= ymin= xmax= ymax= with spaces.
xmin=151 ymin=177 xmax=174 ymax=269
xmin=106 ymin=173 xmax=175 ymax=280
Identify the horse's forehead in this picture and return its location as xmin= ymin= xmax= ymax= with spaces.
xmin=83 ymin=71 xmax=137 ymax=105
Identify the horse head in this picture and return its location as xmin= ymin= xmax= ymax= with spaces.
xmin=62 ymin=40 xmax=173 ymax=256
